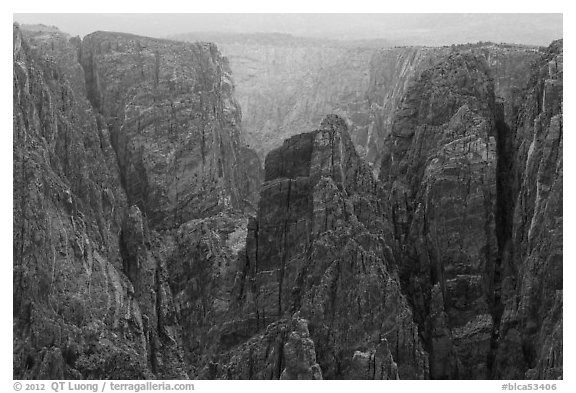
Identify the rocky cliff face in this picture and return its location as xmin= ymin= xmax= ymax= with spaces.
xmin=13 ymin=24 xmax=261 ymax=379
xmin=493 ymin=40 xmax=563 ymax=380
xmin=80 ymin=31 xmax=261 ymax=229
xmin=171 ymin=33 xmax=542 ymax=184
xmin=14 ymin=24 xmax=156 ymax=379
xmin=13 ymin=22 xmax=562 ymax=380
xmin=204 ymin=115 xmax=428 ymax=379
xmin=172 ymin=35 xmax=540 ymax=178
xmin=363 ymin=47 xmax=445 ymax=172
xmin=366 ymin=44 xmax=540 ymax=174
xmin=378 ymin=51 xmax=499 ymax=379
xmin=173 ymin=33 xmax=377 ymax=162
xmin=376 ymin=42 xmax=562 ymax=379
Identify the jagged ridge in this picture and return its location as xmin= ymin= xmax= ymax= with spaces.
xmin=12 ymin=22 xmax=562 ymax=380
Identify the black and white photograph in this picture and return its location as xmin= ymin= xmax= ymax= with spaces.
xmin=7 ymin=3 xmax=568 ymax=387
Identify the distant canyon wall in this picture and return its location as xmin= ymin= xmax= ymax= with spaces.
xmin=174 ymin=34 xmax=541 ymax=177
xmin=172 ymin=33 xmax=376 ymax=162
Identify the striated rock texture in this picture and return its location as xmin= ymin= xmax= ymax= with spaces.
xmin=156 ymin=212 xmax=252 ymax=376
xmin=171 ymin=35 xmax=540 ymax=178
xmin=80 ymin=31 xmax=261 ymax=229
xmin=366 ymin=43 xmax=540 ymax=174
xmin=173 ymin=33 xmax=378 ymax=161
xmin=13 ymin=24 xmax=159 ymax=379
xmin=377 ymin=42 xmax=562 ymax=379
xmin=378 ymin=51 xmax=500 ymax=379
xmin=13 ymin=24 xmax=261 ymax=380
xmin=493 ymin=40 xmax=563 ymax=380
xmin=77 ymin=30 xmax=264 ymax=376
xmin=13 ymin=22 xmax=562 ymax=380
xmin=207 ymin=115 xmax=428 ymax=379
xmin=200 ymin=314 xmax=323 ymax=380
xmin=363 ymin=47 xmax=445 ymax=171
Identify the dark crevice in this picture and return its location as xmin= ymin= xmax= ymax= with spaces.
xmin=278 ymin=180 xmax=292 ymax=316
xmin=78 ymin=41 xmax=129 ymax=196
xmin=488 ymin=100 xmax=517 ymax=375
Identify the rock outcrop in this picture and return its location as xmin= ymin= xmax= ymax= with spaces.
xmin=13 ymin=22 xmax=562 ymax=380
xmin=376 ymin=42 xmax=562 ymax=379
xmin=13 ymin=24 xmax=261 ymax=379
xmin=378 ymin=51 xmax=499 ymax=379
xmin=80 ymin=31 xmax=261 ymax=229
xmin=207 ymin=115 xmax=428 ymax=379
xmin=13 ymin=24 xmax=156 ymax=379
xmin=493 ymin=40 xmax=563 ymax=380
xmin=200 ymin=314 xmax=323 ymax=380
xmin=366 ymin=44 xmax=539 ymax=174
xmin=362 ymin=47 xmax=444 ymax=171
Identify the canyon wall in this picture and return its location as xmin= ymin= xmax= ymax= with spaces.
xmin=376 ymin=41 xmax=562 ymax=379
xmin=493 ymin=40 xmax=563 ymax=380
xmin=13 ymin=24 xmax=262 ymax=379
xmin=174 ymin=34 xmax=540 ymax=177
xmin=80 ymin=31 xmax=261 ymax=229
xmin=205 ymin=115 xmax=428 ymax=379
xmin=13 ymin=23 xmax=562 ymax=380
xmin=378 ymin=50 xmax=500 ymax=379
xmin=354 ymin=43 xmax=539 ymax=174
xmin=195 ymin=40 xmax=561 ymax=381
xmin=193 ymin=37 xmax=563 ymax=377
xmin=14 ymin=24 xmax=160 ymax=379
xmin=172 ymin=33 xmax=377 ymax=161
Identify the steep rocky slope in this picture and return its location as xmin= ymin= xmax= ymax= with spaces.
xmin=378 ymin=51 xmax=500 ymax=379
xmin=77 ymin=31 xmax=264 ymax=376
xmin=365 ymin=44 xmax=540 ymax=174
xmin=201 ymin=115 xmax=428 ymax=379
xmin=199 ymin=41 xmax=563 ymax=377
xmin=13 ymin=24 xmax=261 ymax=379
xmin=80 ymin=31 xmax=261 ymax=229
xmin=493 ymin=40 xmax=563 ymax=380
xmin=202 ymin=40 xmax=562 ymax=381
xmin=14 ymin=24 xmax=162 ymax=379
xmin=376 ymin=42 xmax=562 ymax=379
xmin=363 ymin=47 xmax=445 ymax=170
xmin=13 ymin=23 xmax=562 ymax=380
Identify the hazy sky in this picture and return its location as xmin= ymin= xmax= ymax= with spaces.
xmin=13 ymin=13 xmax=563 ymax=46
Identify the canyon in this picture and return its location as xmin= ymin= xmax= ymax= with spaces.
xmin=13 ymin=23 xmax=562 ymax=380
xmin=174 ymin=34 xmax=541 ymax=176
xmin=171 ymin=32 xmax=379 ymax=162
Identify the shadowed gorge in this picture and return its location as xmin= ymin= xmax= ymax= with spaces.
xmin=13 ymin=21 xmax=562 ymax=380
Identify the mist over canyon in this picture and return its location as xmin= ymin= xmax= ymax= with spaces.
xmin=13 ymin=16 xmax=562 ymax=380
